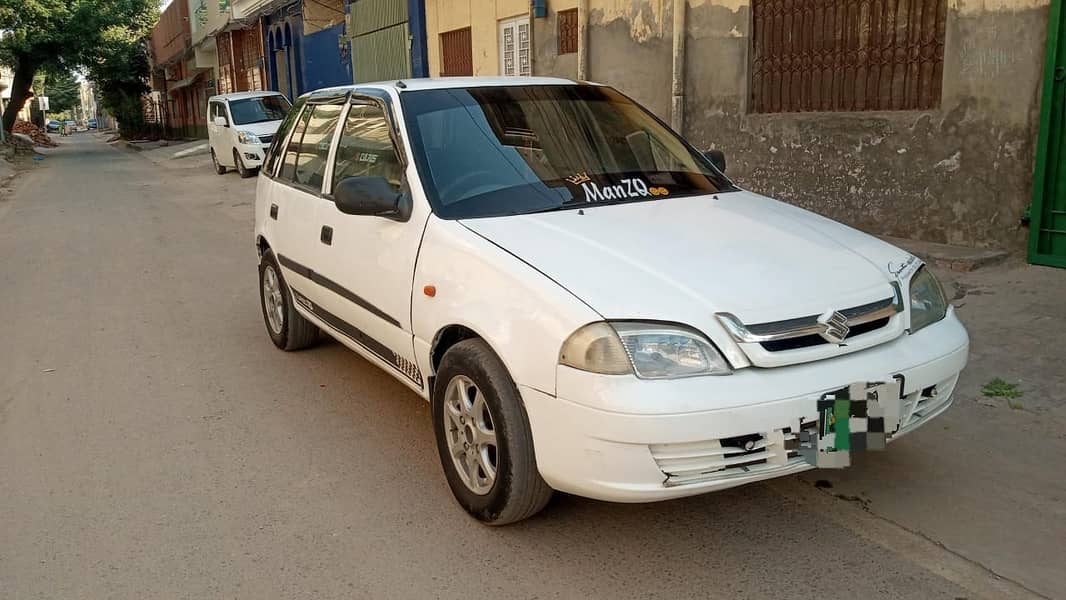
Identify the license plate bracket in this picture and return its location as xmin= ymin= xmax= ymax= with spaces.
xmin=792 ymin=380 xmax=902 ymax=469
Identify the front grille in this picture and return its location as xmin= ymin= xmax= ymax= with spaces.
xmin=258 ymin=134 xmax=273 ymax=145
xmin=651 ymin=420 xmax=818 ymax=486
xmin=760 ymin=317 xmax=890 ymax=351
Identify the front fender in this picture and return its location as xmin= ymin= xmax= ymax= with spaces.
xmin=411 ymin=216 xmax=601 ymax=396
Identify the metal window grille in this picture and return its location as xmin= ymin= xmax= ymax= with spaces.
xmin=235 ymin=28 xmax=264 ymax=91
xmin=217 ymin=31 xmax=235 ymax=94
xmin=441 ymin=27 xmax=473 ymax=76
xmin=558 ymin=9 xmax=578 ymax=55
xmin=750 ymin=0 xmax=946 ymax=113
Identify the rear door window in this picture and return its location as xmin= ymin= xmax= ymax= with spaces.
xmin=294 ymin=103 xmax=343 ymax=190
xmin=278 ymin=105 xmax=314 ymax=183
xmin=332 ymin=104 xmax=403 ymax=192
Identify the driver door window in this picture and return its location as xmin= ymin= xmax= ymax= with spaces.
xmin=332 ymin=104 xmax=403 ymax=192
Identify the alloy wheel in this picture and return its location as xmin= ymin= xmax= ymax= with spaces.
xmin=443 ymin=375 xmax=498 ymax=495
xmin=262 ymin=264 xmax=284 ymax=334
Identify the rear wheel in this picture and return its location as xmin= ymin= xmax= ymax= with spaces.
xmin=432 ymin=339 xmax=552 ymax=525
xmin=211 ymin=149 xmax=226 ymax=174
xmin=234 ymin=149 xmax=255 ymax=178
xmin=259 ymin=249 xmax=319 ymax=351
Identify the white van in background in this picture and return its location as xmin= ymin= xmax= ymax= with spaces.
xmin=207 ymin=91 xmax=291 ymax=178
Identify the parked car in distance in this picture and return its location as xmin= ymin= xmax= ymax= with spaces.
xmin=254 ymin=78 xmax=969 ymax=525
xmin=64 ymin=120 xmax=76 ymax=131
xmin=208 ymin=91 xmax=291 ymax=178
xmin=46 ymin=120 xmax=60 ymax=132
xmin=88 ymin=118 xmax=98 ymax=129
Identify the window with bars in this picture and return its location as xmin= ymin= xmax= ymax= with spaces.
xmin=235 ymin=28 xmax=264 ymax=91
xmin=558 ymin=9 xmax=578 ymax=55
xmin=750 ymin=0 xmax=946 ymax=113
xmin=440 ymin=27 xmax=473 ymax=76
xmin=217 ymin=31 xmax=235 ymax=94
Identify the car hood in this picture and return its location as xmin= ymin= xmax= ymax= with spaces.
xmin=460 ymin=190 xmax=912 ymax=326
xmin=233 ymin=120 xmax=283 ymax=137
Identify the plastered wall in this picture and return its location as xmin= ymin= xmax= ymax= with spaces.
xmin=532 ymin=0 xmax=1052 ymax=250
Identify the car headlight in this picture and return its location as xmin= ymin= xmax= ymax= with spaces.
xmin=237 ymin=131 xmax=260 ymax=145
xmin=560 ymin=321 xmax=732 ymax=379
xmin=908 ymin=267 xmax=948 ymax=333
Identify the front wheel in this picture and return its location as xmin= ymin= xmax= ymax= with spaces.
xmin=432 ymin=339 xmax=552 ymax=525
xmin=234 ymin=149 xmax=255 ymax=178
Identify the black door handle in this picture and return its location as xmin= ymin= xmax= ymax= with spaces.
xmin=320 ymin=225 xmax=333 ymax=245
xmin=269 ymin=204 xmax=278 ymax=219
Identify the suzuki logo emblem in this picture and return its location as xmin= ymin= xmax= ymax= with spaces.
xmin=817 ymin=310 xmax=851 ymax=343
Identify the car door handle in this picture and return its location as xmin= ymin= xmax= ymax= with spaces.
xmin=269 ymin=204 xmax=278 ymax=220
xmin=320 ymin=225 xmax=333 ymax=245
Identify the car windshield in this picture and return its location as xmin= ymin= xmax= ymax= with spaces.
xmin=229 ymin=95 xmax=291 ymax=125
xmin=400 ymin=85 xmax=734 ymax=219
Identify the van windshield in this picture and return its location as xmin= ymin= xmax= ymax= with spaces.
xmin=399 ymin=85 xmax=734 ymax=219
xmin=230 ymin=95 xmax=291 ymax=125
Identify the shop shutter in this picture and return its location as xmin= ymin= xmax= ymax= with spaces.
xmin=441 ymin=27 xmax=473 ymax=76
xmin=352 ymin=23 xmax=413 ymax=82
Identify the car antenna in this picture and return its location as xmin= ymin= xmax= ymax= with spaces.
xmin=396 ymin=80 xmax=407 ymax=89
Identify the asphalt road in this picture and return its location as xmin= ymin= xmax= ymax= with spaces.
xmin=0 ymin=134 xmax=1035 ymax=599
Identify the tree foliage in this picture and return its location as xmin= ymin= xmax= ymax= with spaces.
xmin=88 ymin=31 xmax=152 ymax=138
xmin=0 ymin=0 xmax=157 ymax=132
xmin=39 ymin=68 xmax=82 ymax=115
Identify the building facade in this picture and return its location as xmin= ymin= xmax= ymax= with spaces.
xmin=422 ymin=0 xmax=1063 ymax=257
xmin=149 ymin=0 xmax=197 ymax=137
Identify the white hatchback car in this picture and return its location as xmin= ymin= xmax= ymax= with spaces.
xmin=254 ymin=78 xmax=968 ymax=525
xmin=208 ymin=91 xmax=291 ymax=178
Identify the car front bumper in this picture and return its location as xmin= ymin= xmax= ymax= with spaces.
xmin=236 ymin=142 xmax=271 ymax=167
xmin=521 ymin=311 xmax=968 ymax=503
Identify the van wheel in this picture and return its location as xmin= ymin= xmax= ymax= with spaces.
xmin=211 ymin=149 xmax=226 ymax=175
xmin=234 ymin=149 xmax=255 ymax=178
xmin=259 ymin=249 xmax=319 ymax=351
xmin=432 ymin=339 xmax=553 ymax=525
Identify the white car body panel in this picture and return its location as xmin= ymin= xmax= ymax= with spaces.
xmin=253 ymin=78 xmax=969 ymax=505
xmin=411 ymin=216 xmax=602 ymax=396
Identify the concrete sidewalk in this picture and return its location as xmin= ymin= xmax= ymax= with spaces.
xmin=801 ymin=259 xmax=1066 ymax=599
xmin=134 ymin=139 xmax=211 ymax=170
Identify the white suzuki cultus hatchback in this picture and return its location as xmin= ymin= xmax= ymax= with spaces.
xmin=254 ymin=78 xmax=968 ymax=525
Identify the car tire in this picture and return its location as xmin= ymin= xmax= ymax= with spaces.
xmin=211 ymin=149 xmax=226 ymax=175
xmin=432 ymin=339 xmax=553 ymax=525
xmin=234 ymin=149 xmax=255 ymax=178
xmin=258 ymin=249 xmax=319 ymax=351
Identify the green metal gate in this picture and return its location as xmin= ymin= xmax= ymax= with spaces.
xmin=347 ymin=0 xmax=411 ymax=83
xmin=1030 ymin=0 xmax=1066 ymax=267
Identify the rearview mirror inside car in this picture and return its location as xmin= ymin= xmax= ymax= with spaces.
xmin=334 ymin=176 xmax=411 ymax=222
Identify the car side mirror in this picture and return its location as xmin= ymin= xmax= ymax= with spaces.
xmin=334 ymin=176 xmax=411 ymax=222
xmin=704 ymin=149 xmax=726 ymax=173
xmin=213 ymin=116 xmax=228 ymax=128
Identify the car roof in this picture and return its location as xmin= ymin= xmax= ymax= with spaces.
xmin=300 ymin=76 xmax=594 ymax=99
xmin=208 ymin=90 xmax=286 ymax=102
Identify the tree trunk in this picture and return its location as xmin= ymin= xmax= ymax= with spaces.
xmin=2 ymin=60 xmax=39 ymax=134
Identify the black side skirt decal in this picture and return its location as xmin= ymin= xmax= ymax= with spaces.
xmin=290 ymin=287 xmax=423 ymax=388
xmin=277 ymin=254 xmax=401 ymax=328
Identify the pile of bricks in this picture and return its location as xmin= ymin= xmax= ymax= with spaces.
xmin=12 ymin=120 xmax=57 ymax=147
